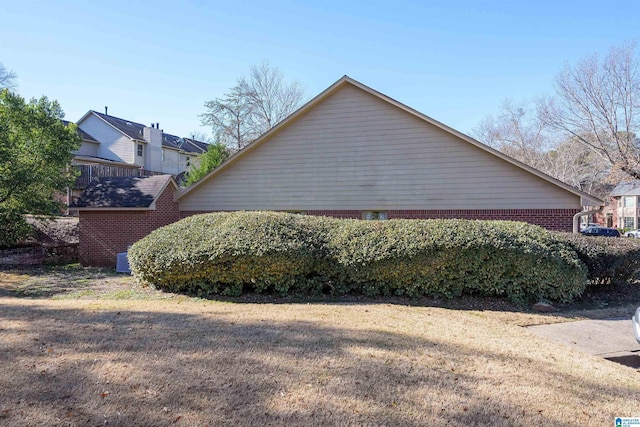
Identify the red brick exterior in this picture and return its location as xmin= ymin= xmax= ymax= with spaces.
xmin=78 ymin=184 xmax=180 ymax=267
xmin=180 ymin=208 xmax=579 ymax=231
xmin=386 ymin=209 xmax=580 ymax=231
xmin=82 ymin=206 xmax=577 ymax=267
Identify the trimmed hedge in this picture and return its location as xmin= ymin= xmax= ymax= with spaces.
xmin=129 ymin=212 xmax=588 ymax=302
xmin=559 ymin=233 xmax=640 ymax=285
xmin=325 ymin=219 xmax=586 ymax=302
xmin=129 ymin=211 xmax=330 ymax=296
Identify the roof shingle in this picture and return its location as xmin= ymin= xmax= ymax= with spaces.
xmin=71 ymin=175 xmax=174 ymax=209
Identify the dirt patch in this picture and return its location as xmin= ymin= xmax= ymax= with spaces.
xmin=25 ymin=216 xmax=78 ymax=245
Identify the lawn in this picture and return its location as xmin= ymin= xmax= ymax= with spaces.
xmin=0 ymin=266 xmax=639 ymax=426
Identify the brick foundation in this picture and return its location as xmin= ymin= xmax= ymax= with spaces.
xmin=0 ymin=244 xmax=78 ymax=266
xmin=386 ymin=209 xmax=580 ymax=231
xmin=180 ymin=208 xmax=579 ymax=232
xmin=78 ymin=185 xmax=180 ymax=267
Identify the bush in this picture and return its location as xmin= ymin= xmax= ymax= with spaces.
xmin=129 ymin=212 xmax=588 ymax=302
xmin=325 ymin=219 xmax=587 ymax=302
xmin=129 ymin=211 xmax=330 ymax=296
xmin=559 ymin=233 xmax=640 ymax=285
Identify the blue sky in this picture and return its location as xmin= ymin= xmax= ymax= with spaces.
xmin=2 ymin=0 xmax=639 ymax=139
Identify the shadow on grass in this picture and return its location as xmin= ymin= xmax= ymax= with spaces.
xmin=0 ymin=302 xmax=637 ymax=426
xmin=605 ymin=353 xmax=640 ymax=369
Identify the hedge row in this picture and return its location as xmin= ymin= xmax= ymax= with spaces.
xmin=559 ymin=233 xmax=640 ymax=285
xmin=129 ymin=211 xmax=588 ymax=302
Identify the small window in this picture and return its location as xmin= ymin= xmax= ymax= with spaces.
xmin=363 ymin=211 xmax=388 ymax=220
xmin=624 ymin=217 xmax=634 ymax=229
xmin=186 ymin=156 xmax=190 ymax=167
xmin=137 ymin=144 xmax=144 ymax=157
xmin=624 ymin=196 xmax=636 ymax=208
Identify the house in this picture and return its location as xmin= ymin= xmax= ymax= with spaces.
xmin=74 ymin=76 xmax=604 ymax=267
xmin=610 ymin=180 xmax=640 ymax=229
xmin=66 ymin=111 xmax=209 ymax=206
xmin=74 ymin=110 xmax=208 ymax=175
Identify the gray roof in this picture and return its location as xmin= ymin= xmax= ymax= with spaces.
xmin=71 ymin=175 xmax=174 ymax=209
xmin=162 ymin=133 xmax=209 ymax=154
xmin=181 ymin=137 xmax=209 ymax=154
xmin=611 ymin=180 xmax=640 ymax=197
xmin=90 ymin=111 xmax=209 ymax=151
xmin=91 ymin=110 xmax=146 ymax=140
xmin=63 ymin=120 xmax=99 ymax=143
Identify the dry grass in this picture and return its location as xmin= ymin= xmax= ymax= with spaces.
xmin=0 ymin=267 xmax=639 ymax=426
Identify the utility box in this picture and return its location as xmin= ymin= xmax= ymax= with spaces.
xmin=116 ymin=251 xmax=131 ymax=274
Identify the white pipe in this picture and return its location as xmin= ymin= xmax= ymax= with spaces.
xmin=573 ymin=207 xmax=603 ymax=233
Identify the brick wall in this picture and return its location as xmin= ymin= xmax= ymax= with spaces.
xmin=180 ymin=208 xmax=579 ymax=231
xmin=0 ymin=246 xmax=46 ymax=265
xmin=0 ymin=244 xmax=78 ymax=266
xmin=78 ymin=185 xmax=180 ymax=267
xmin=386 ymin=209 xmax=580 ymax=231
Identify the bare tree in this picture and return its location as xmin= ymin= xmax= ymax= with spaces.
xmin=538 ymin=41 xmax=640 ymax=179
xmin=237 ymin=61 xmax=305 ymax=135
xmin=201 ymin=85 xmax=255 ymax=150
xmin=543 ymin=140 xmax=610 ymax=197
xmin=0 ymin=62 xmax=17 ymax=90
xmin=474 ymin=99 xmax=550 ymax=172
xmin=201 ymin=62 xmax=304 ymax=150
xmin=474 ymin=99 xmax=610 ymax=196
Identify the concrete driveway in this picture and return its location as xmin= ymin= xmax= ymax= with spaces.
xmin=528 ymin=318 xmax=640 ymax=369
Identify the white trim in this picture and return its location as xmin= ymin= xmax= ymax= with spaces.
xmin=72 ymin=155 xmax=142 ymax=168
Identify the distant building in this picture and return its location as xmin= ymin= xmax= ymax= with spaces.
xmin=610 ymin=180 xmax=640 ymax=229
xmin=65 ymin=110 xmax=208 ymax=206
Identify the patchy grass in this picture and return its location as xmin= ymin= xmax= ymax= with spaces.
xmin=0 ymin=266 xmax=638 ymax=426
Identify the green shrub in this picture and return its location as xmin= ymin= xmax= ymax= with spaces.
xmin=558 ymin=233 xmax=640 ymax=285
xmin=130 ymin=212 xmax=588 ymax=302
xmin=325 ymin=219 xmax=587 ymax=302
xmin=129 ymin=211 xmax=331 ymax=296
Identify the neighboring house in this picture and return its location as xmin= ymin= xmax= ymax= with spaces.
xmin=74 ymin=76 xmax=604 ymax=267
xmin=610 ymin=181 xmax=640 ymax=229
xmin=65 ymin=111 xmax=208 ymax=205
xmin=74 ymin=110 xmax=208 ymax=175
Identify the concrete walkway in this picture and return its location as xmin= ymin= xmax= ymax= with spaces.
xmin=528 ymin=318 xmax=640 ymax=368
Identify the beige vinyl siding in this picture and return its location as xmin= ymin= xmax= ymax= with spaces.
xmin=179 ymin=84 xmax=581 ymax=211
xmin=73 ymin=141 xmax=99 ymax=157
xmin=78 ymin=114 xmax=135 ymax=164
xmin=161 ymin=148 xmax=182 ymax=175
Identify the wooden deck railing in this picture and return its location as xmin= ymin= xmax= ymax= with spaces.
xmin=72 ymin=164 xmax=164 ymax=189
